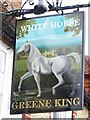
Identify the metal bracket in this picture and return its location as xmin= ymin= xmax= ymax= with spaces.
xmin=1 ymin=3 xmax=90 ymax=17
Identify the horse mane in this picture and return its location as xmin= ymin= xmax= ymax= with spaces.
xmin=28 ymin=42 xmax=42 ymax=61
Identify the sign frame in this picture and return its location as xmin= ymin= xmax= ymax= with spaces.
xmin=10 ymin=11 xmax=84 ymax=114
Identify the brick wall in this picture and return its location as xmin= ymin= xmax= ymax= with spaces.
xmin=0 ymin=0 xmax=21 ymax=47
xmin=84 ymin=56 xmax=90 ymax=112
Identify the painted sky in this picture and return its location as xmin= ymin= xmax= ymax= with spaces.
xmin=16 ymin=14 xmax=83 ymax=50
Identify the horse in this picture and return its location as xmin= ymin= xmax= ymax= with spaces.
xmin=16 ymin=41 xmax=80 ymax=97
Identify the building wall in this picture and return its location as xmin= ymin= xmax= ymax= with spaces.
xmin=0 ymin=40 xmax=22 ymax=119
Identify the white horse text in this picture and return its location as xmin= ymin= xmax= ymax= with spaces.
xmin=20 ymin=19 xmax=80 ymax=31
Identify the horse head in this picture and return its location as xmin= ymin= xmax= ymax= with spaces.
xmin=16 ymin=41 xmax=30 ymax=56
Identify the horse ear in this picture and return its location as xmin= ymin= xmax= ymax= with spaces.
xmin=26 ymin=40 xmax=29 ymax=43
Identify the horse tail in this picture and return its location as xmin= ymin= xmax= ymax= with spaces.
xmin=66 ymin=52 xmax=80 ymax=63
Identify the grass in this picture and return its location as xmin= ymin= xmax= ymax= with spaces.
xmin=15 ymin=59 xmax=28 ymax=71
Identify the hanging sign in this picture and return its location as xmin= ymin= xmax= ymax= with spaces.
xmin=10 ymin=11 xmax=84 ymax=114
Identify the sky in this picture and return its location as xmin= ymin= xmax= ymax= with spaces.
xmin=16 ymin=13 xmax=83 ymax=50
xmin=21 ymin=0 xmax=89 ymax=55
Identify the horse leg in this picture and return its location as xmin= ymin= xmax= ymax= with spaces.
xmin=52 ymin=72 xmax=64 ymax=95
xmin=65 ymin=70 xmax=76 ymax=84
xmin=18 ymin=71 xmax=32 ymax=92
xmin=64 ymin=70 xmax=77 ymax=96
xmin=33 ymin=72 xmax=41 ymax=97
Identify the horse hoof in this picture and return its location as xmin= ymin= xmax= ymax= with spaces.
xmin=52 ymin=89 xmax=56 ymax=95
xmin=18 ymin=87 xmax=21 ymax=93
xmin=37 ymin=94 xmax=41 ymax=97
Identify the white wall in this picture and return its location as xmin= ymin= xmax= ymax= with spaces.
xmin=0 ymin=40 xmax=22 ymax=119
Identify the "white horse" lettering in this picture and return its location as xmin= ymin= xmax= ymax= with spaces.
xmin=16 ymin=41 xmax=80 ymax=97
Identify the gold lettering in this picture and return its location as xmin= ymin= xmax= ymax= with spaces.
xmin=19 ymin=102 xmax=25 ymax=109
xmin=55 ymin=99 xmax=61 ymax=106
xmin=32 ymin=100 xmax=38 ymax=108
xmin=61 ymin=99 xmax=65 ymax=106
xmin=45 ymin=100 xmax=52 ymax=107
xmin=26 ymin=101 xmax=32 ymax=108
xmin=66 ymin=98 xmax=73 ymax=106
xmin=38 ymin=100 xmax=45 ymax=108
xmin=73 ymin=98 xmax=80 ymax=105
xmin=11 ymin=97 xmax=81 ymax=110
xmin=12 ymin=102 xmax=18 ymax=110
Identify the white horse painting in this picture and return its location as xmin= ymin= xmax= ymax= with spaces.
xmin=16 ymin=41 xmax=80 ymax=97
